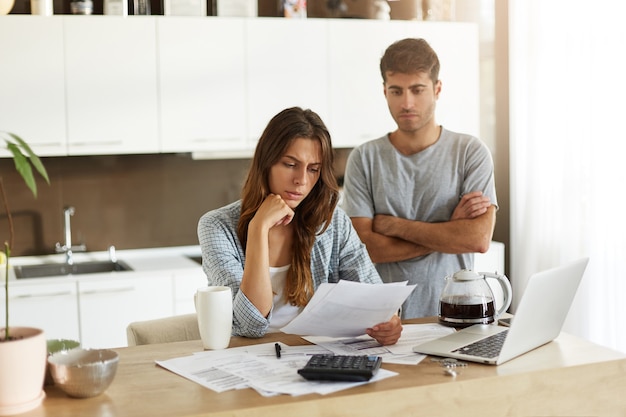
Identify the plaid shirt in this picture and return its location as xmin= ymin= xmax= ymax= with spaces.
xmin=197 ymin=200 xmax=382 ymax=338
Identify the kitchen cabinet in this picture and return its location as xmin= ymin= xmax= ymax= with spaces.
xmin=245 ymin=18 xmax=330 ymax=148
xmin=64 ymin=16 xmax=160 ymax=155
xmin=78 ymin=273 xmax=173 ymax=348
xmin=0 ymin=280 xmax=80 ymax=341
xmin=3 ymin=269 xmax=201 ymax=348
xmin=5 ymin=247 xmax=205 ymax=348
xmin=158 ymin=17 xmax=247 ymax=154
xmin=172 ymin=267 xmax=206 ymax=315
xmin=326 ymin=19 xmax=397 ymax=147
xmin=419 ymin=22 xmax=480 ymax=138
xmin=326 ymin=20 xmax=480 ymax=147
xmin=0 ymin=16 xmax=67 ymax=157
xmin=0 ymin=16 xmax=479 ymax=157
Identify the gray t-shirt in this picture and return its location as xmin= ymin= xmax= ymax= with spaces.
xmin=342 ymin=128 xmax=498 ymax=318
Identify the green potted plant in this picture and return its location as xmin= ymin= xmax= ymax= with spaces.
xmin=0 ymin=131 xmax=50 ymax=415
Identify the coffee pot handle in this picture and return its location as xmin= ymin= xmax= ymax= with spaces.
xmin=481 ymin=272 xmax=512 ymax=318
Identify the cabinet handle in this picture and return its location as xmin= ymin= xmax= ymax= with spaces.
xmin=80 ymin=286 xmax=135 ymax=295
xmin=13 ymin=291 xmax=73 ymax=299
xmin=31 ymin=142 xmax=66 ymax=148
xmin=70 ymin=141 xmax=123 ymax=147
xmin=190 ymin=137 xmax=240 ymax=143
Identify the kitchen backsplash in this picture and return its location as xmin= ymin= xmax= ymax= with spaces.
xmin=0 ymin=149 xmax=350 ymax=257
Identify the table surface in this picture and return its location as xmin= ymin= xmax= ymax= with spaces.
xmin=23 ymin=318 xmax=626 ymax=417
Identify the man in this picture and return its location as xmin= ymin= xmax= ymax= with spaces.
xmin=342 ymin=38 xmax=498 ymax=318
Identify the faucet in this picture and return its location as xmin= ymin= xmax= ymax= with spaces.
xmin=55 ymin=206 xmax=87 ymax=265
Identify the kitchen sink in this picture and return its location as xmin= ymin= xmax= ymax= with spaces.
xmin=13 ymin=260 xmax=132 ymax=279
xmin=187 ymin=256 xmax=202 ymax=265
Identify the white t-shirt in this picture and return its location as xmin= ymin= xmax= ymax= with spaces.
xmin=268 ymin=265 xmax=302 ymax=332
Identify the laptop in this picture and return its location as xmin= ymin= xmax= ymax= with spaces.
xmin=412 ymin=257 xmax=589 ymax=365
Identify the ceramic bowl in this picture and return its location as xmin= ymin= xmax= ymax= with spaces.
xmin=47 ymin=348 xmax=119 ymax=398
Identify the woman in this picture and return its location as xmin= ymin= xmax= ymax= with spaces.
xmin=198 ymin=107 xmax=402 ymax=345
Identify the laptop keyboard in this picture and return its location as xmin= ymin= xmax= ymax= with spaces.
xmin=452 ymin=330 xmax=509 ymax=358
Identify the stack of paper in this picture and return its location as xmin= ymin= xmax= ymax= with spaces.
xmin=155 ymin=324 xmax=455 ymax=396
xmin=156 ymin=342 xmax=398 ymax=397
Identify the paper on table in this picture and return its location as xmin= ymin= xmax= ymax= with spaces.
xmin=304 ymin=323 xmax=456 ymax=365
xmin=155 ymin=342 xmax=398 ymax=397
xmin=281 ymin=280 xmax=415 ymax=337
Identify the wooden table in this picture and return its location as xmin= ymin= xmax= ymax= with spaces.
xmin=23 ymin=318 xmax=626 ymax=417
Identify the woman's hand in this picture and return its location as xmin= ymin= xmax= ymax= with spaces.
xmin=253 ymin=194 xmax=295 ymax=229
xmin=242 ymin=194 xmax=294 ymax=317
xmin=366 ymin=314 xmax=403 ymax=346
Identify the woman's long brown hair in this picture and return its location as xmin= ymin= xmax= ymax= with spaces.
xmin=237 ymin=107 xmax=339 ymax=306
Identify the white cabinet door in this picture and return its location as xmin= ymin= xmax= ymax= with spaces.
xmin=327 ymin=20 xmax=480 ymax=147
xmin=158 ymin=17 xmax=247 ymax=154
xmin=1 ymin=280 xmax=80 ymax=341
xmin=172 ymin=267 xmax=206 ymax=315
xmin=0 ymin=16 xmax=67 ymax=157
xmin=326 ymin=19 xmax=398 ymax=148
xmin=64 ymin=16 xmax=159 ymax=155
xmin=245 ymin=18 xmax=330 ymax=148
xmin=78 ymin=273 xmax=173 ymax=348
xmin=414 ymin=22 xmax=480 ymax=138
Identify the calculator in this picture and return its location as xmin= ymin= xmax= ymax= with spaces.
xmin=297 ymin=354 xmax=383 ymax=382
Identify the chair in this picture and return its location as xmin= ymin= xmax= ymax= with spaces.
xmin=126 ymin=314 xmax=200 ymax=346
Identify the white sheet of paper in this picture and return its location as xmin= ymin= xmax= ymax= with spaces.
xmin=304 ymin=323 xmax=457 ymax=365
xmin=280 ymin=280 xmax=415 ymax=337
xmin=155 ymin=342 xmax=398 ymax=397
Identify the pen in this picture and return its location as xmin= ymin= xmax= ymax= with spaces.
xmin=274 ymin=343 xmax=281 ymax=359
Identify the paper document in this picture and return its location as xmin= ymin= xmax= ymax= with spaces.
xmin=304 ymin=323 xmax=456 ymax=365
xmin=156 ymin=342 xmax=398 ymax=397
xmin=281 ymin=280 xmax=415 ymax=337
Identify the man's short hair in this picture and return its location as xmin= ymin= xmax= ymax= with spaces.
xmin=380 ymin=38 xmax=440 ymax=84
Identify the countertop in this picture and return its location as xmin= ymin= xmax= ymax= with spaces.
xmin=7 ymin=245 xmax=203 ymax=282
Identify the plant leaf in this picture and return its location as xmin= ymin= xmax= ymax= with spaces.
xmin=8 ymin=133 xmax=50 ymax=184
xmin=7 ymin=142 xmax=37 ymax=197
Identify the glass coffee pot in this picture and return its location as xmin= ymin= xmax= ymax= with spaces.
xmin=438 ymin=270 xmax=512 ymax=328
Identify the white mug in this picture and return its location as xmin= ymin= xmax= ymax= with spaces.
xmin=194 ymin=286 xmax=233 ymax=350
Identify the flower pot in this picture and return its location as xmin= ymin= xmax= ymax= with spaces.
xmin=0 ymin=327 xmax=47 ymax=416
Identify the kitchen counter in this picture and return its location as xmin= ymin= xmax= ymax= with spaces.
xmin=7 ymin=245 xmax=203 ymax=282
xmin=4 ymin=245 xmax=208 ymax=348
